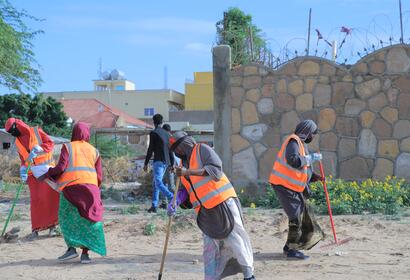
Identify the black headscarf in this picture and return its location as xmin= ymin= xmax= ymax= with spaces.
xmin=294 ymin=120 xmax=318 ymax=142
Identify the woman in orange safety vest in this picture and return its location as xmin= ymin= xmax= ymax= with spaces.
xmin=269 ymin=120 xmax=324 ymax=260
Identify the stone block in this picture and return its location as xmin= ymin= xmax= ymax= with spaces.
xmin=369 ymin=61 xmax=385 ymax=74
xmin=305 ymin=78 xmax=316 ymax=93
xmin=322 ymin=151 xmax=338 ymax=176
xmin=244 ymin=66 xmax=258 ymax=76
xmin=368 ymin=93 xmax=388 ymax=112
xmin=332 ymin=82 xmax=354 ymax=106
xmin=279 ymin=63 xmax=297 ymax=75
xmin=257 ymin=98 xmax=274 ymax=115
xmin=336 ymin=117 xmax=360 ymax=137
xmin=288 ymin=80 xmax=304 ymax=96
xmin=343 ymin=75 xmax=353 ymax=82
xmin=386 ymin=47 xmax=410 ymax=73
xmin=280 ymin=111 xmax=300 ymax=134
xmin=338 ymin=138 xmax=356 ymax=160
xmin=387 ymin=88 xmax=399 ymax=106
xmin=318 ymin=76 xmax=330 ymax=84
xmin=380 ymin=107 xmax=398 ymax=124
xmin=241 ymin=101 xmax=259 ymax=125
xmin=231 ymin=108 xmax=240 ymax=134
xmin=360 ymin=111 xmax=375 ymax=128
xmin=355 ymin=78 xmax=381 ymax=100
xmin=373 ymin=158 xmax=394 ymax=180
xmin=393 ymin=120 xmax=410 ymax=139
xmin=262 ymin=84 xmax=274 ymax=97
xmin=277 ymin=79 xmax=287 ymax=93
xmin=242 ymin=124 xmax=268 ymax=142
xmin=254 ymin=143 xmax=268 ymax=158
xmin=372 ymin=118 xmax=392 ymax=138
xmin=354 ymin=63 xmax=368 ymax=73
xmin=340 ymin=157 xmax=370 ymax=180
xmin=398 ymin=94 xmax=410 ymax=119
xmin=321 ymin=63 xmax=336 ymax=76
xmin=308 ymin=134 xmax=320 ymax=151
xmin=320 ymin=132 xmax=338 ymax=151
xmin=393 ymin=76 xmax=410 ymax=94
xmin=263 ymin=74 xmax=275 ymax=84
xmin=231 ymin=135 xmax=250 ymax=153
xmin=301 ymin=110 xmax=318 ymax=123
xmin=230 ymin=76 xmax=242 ymax=86
xmin=232 ymin=147 xmax=258 ymax=180
xmin=395 ymin=153 xmax=410 ymax=180
xmin=246 ymin=89 xmax=261 ymax=102
xmin=231 ymin=87 xmax=245 ymax=108
xmin=296 ymin=94 xmax=313 ymax=112
xmin=400 ymin=137 xmax=410 ymax=152
xmin=298 ymin=61 xmax=320 ymax=76
xmin=344 ymin=99 xmax=366 ymax=115
xmin=358 ymin=129 xmax=377 ymax=157
xmin=378 ymin=140 xmax=399 ymax=158
xmin=314 ymin=84 xmax=332 ymax=107
xmin=275 ymin=94 xmax=295 ymax=111
xmin=262 ymin=127 xmax=281 ymax=148
xmin=243 ymin=76 xmax=262 ymax=89
xmin=259 ymin=148 xmax=278 ymax=179
xmin=318 ymin=108 xmax=336 ymax=132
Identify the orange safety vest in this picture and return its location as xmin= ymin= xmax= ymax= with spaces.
xmin=180 ymin=144 xmax=237 ymax=213
xmin=57 ymin=141 xmax=99 ymax=190
xmin=15 ymin=127 xmax=54 ymax=167
xmin=269 ymin=134 xmax=309 ymax=192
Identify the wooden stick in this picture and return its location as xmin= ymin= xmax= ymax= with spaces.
xmin=158 ymin=176 xmax=180 ymax=280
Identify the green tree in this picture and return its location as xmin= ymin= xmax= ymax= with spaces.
xmin=0 ymin=93 xmax=71 ymax=137
xmin=216 ymin=7 xmax=268 ymax=66
xmin=0 ymin=0 xmax=43 ymax=93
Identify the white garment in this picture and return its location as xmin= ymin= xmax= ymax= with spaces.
xmin=203 ymin=198 xmax=254 ymax=280
xmin=30 ymin=164 xmax=51 ymax=178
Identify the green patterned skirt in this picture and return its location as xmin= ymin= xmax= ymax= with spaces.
xmin=59 ymin=193 xmax=107 ymax=256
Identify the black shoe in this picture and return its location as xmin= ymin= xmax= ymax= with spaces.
xmin=147 ymin=206 xmax=157 ymax=213
xmin=58 ymin=247 xmax=78 ymax=261
xmin=26 ymin=231 xmax=39 ymax=241
xmin=159 ymin=202 xmax=167 ymax=209
xmin=80 ymin=253 xmax=91 ymax=264
xmin=244 ymin=276 xmax=256 ymax=280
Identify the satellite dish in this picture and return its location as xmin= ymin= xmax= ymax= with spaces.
xmin=111 ymin=69 xmax=125 ymax=80
xmin=101 ymin=71 xmax=111 ymax=80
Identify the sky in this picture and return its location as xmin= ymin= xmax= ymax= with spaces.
xmin=5 ymin=0 xmax=407 ymax=94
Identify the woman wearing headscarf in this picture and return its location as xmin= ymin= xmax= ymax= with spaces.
xmin=167 ymin=131 xmax=255 ymax=280
xmin=4 ymin=118 xmax=59 ymax=240
xmin=269 ymin=119 xmax=324 ymax=260
xmin=45 ymin=122 xmax=106 ymax=264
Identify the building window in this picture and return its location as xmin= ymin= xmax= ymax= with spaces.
xmin=144 ymin=108 xmax=154 ymax=116
xmin=115 ymin=85 xmax=125 ymax=90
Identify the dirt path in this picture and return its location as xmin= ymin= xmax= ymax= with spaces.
xmin=1 ymin=199 xmax=410 ymax=280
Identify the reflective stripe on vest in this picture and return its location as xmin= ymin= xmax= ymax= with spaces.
xmin=57 ymin=141 xmax=98 ymax=190
xmin=269 ymin=134 xmax=309 ymax=192
xmin=183 ymin=144 xmax=236 ymax=213
xmin=15 ymin=127 xmax=54 ymax=167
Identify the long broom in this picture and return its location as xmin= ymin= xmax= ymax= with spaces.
xmin=158 ymin=176 xmax=181 ymax=280
xmin=318 ymin=161 xmax=352 ymax=248
xmin=1 ymin=162 xmax=31 ymax=238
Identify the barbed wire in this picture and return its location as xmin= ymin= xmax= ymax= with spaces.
xmin=217 ymin=12 xmax=410 ymax=69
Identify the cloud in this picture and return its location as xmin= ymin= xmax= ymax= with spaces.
xmin=51 ymin=16 xmax=215 ymax=34
xmin=184 ymin=42 xmax=212 ymax=53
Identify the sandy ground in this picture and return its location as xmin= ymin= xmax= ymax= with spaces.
xmin=1 ymin=191 xmax=410 ymax=280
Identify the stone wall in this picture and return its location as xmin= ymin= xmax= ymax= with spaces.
xmin=220 ymin=44 xmax=410 ymax=185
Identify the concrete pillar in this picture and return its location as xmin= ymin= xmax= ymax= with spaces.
xmin=213 ymin=45 xmax=232 ymax=177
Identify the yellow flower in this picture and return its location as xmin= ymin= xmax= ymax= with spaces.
xmin=250 ymin=203 xmax=256 ymax=209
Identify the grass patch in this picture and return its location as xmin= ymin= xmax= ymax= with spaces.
xmin=143 ymin=222 xmax=156 ymax=236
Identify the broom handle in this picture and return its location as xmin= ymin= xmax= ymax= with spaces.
xmin=318 ymin=161 xmax=338 ymax=243
xmin=158 ymin=176 xmax=181 ymax=280
xmin=1 ymin=162 xmax=31 ymax=237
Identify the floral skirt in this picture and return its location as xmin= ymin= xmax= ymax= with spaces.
xmin=59 ymin=193 xmax=107 ymax=256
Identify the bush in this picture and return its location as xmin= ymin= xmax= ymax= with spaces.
xmin=0 ymin=154 xmax=20 ymax=183
xmin=102 ymin=156 xmax=134 ymax=183
xmin=237 ymin=177 xmax=410 ymax=216
xmin=90 ymin=135 xmax=134 ymax=159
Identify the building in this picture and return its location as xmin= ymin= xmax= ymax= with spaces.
xmin=184 ymin=72 xmax=213 ymax=110
xmin=168 ymin=71 xmax=214 ymax=141
xmin=43 ymin=69 xmax=184 ymax=122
